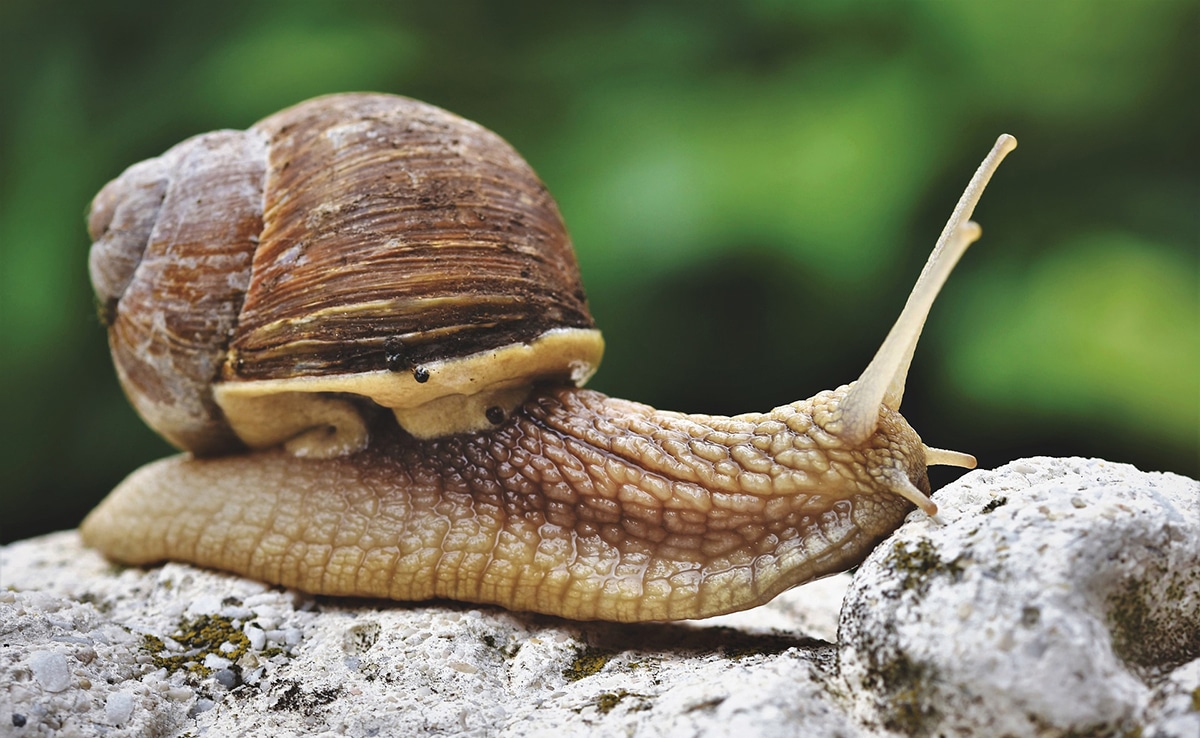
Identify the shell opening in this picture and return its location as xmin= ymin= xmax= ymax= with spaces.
xmin=213 ymin=327 xmax=604 ymax=455
xmin=214 ymin=390 xmax=370 ymax=458
xmin=392 ymin=386 xmax=531 ymax=439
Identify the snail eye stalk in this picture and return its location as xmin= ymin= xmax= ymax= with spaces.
xmin=832 ymin=134 xmax=1018 ymax=447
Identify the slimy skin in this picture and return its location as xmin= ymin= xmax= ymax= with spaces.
xmin=82 ymin=386 xmax=923 ymax=622
xmin=80 ymin=90 xmax=1016 ymax=622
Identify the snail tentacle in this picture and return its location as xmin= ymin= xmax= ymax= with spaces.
xmin=923 ymin=445 xmax=978 ymax=469
xmin=832 ymin=134 xmax=1017 ymax=447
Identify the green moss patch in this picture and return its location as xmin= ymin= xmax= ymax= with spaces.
xmin=981 ymin=496 xmax=1008 ymax=513
xmin=1106 ymin=566 xmax=1200 ymax=677
xmin=563 ymin=646 xmax=615 ymax=681
xmin=593 ymin=689 xmax=651 ymax=714
xmin=140 ymin=614 xmax=269 ymax=678
xmin=869 ymin=651 xmax=941 ymax=735
xmin=887 ymin=539 xmax=964 ymax=596
xmin=269 ymin=681 xmax=343 ymax=715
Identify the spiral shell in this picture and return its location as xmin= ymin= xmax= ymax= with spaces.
xmin=88 ymin=93 xmax=603 ymax=456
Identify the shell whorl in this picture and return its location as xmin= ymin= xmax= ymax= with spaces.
xmin=88 ymin=130 xmax=264 ymax=455
xmin=88 ymin=93 xmax=599 ymax=455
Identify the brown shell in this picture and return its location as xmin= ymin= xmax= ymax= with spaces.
xmin=232 ymin=94 xmax=593 ymax=379
xmin=88 ymin=93 xmax=598 ymax=454
xmin=88 ymin=130 xmax=265 ymax=454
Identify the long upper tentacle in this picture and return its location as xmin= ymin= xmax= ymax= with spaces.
xmin=832 ymin=134 xmax=1017 ymax=446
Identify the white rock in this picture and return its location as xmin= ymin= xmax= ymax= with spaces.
xmin=29 ymin=651 xmax=71 ymax=692
xmin=0 ymin=458 xmax=1195 ymax=737
xmin=1147 ymin=658 xmax=1200 ymax=738
xmin=1 ymin=590 xmax=194 ymax=736
xmin=838 ymin=457 xmax=1200 ymax=737
xmin=244 ymin=623 xmax=267 ymax=651
xmin=186 ymin=594 xmax=226 ymax=616
xmin=105 ymin=691 xmax=134 ymax=725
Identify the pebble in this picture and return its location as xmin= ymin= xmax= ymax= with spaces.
xmin=29 ymin=651 xmax=70 ymax=692
xmin=106 ymin=691 xmax=134 ymax=725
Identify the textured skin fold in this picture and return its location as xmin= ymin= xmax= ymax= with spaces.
xmin=82 ymin=386 xmax=925 ymax=622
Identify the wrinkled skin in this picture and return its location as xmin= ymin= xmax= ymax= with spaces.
xmin=82 ymin=385 xmax=928 ymax=622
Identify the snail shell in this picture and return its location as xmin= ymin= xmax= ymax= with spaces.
xmin=88 ymin=93 xmax=603 ymax=456
xmin=82 ymin=92 xmax=1017 ymax=621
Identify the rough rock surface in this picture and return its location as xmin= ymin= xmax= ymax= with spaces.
xmin=838 ymin=456 xmax=1200 ymax=737
xmin=1 ymin=457 xmax=1197 ymax=737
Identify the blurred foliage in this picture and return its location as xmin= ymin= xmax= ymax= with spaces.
xmin=0 ymin=0 xmax=1196 ymax=543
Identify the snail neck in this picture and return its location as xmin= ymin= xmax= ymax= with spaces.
xmin=532 ymin=386 xmax=933 ymax=513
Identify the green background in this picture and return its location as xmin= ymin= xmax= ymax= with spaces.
xmin=2 ymin=0 xmax=1196 ymax=543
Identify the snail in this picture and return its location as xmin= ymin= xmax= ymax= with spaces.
xmin=80 ymin=93 xmax=1016 ymax=622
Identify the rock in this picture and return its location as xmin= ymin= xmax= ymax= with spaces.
xmin=28 ymin=653 xmax=70 ymax=694
xmin=105 ymin=692 xmax=134 ymax=726
xmin=1 ymin=458 xmax=1196 ymax=737
xmin=0 ymin=534 xmax=853 ymax=738
xmin=839 ymin=457 xmax=1200 ymax=737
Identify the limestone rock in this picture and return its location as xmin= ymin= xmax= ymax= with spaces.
xmin=1 ymin=458 xmax=1196 ymax=737
xmin=0 ymin=534 xmax=855 ymax=737
xmin=839 ymin=457 xmax=1200 ymax=736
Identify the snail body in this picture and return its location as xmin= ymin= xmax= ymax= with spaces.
xmin=81 ymin=93 xmax=1016 ymax=622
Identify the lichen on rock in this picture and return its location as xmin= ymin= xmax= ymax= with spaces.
xmin=838 ymin=457 xmax=1200 ymax=737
